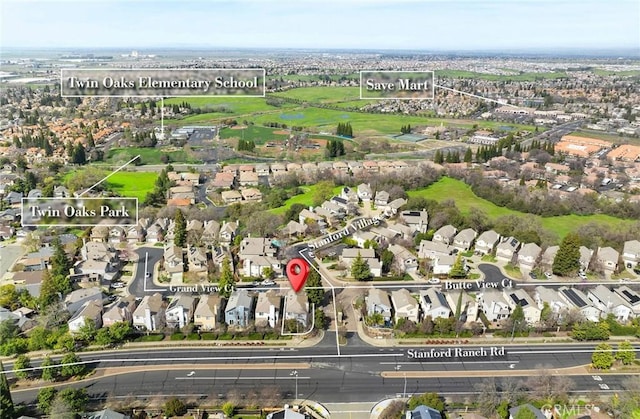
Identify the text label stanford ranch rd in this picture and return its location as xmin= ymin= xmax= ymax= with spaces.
xmin=407 ymin=346 xmax=507 ymax=360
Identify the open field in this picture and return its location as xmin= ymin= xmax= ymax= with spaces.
xmin=569 ymin=130 xmax=638 ymax=144
xmin=272 ymin=86 xmax=361 ymax=103
xmin=434 ymin=70 xmax=568 ymax=81
xmin=107 ymin=147 xmax=201 ymax=165
xmin=407 ymin=177 xmax=637 ymax=239
xmin=163 ymin=96 xmax=295 ymax=114
xmin=592 ymin=69 xmax=640 ymax=77
xmin=219 ymin=126 xmax=289 ymax=144
xmin=105 ymin=172 xmax=158 ymax=201
xmin=270 ymin=184 xmax=343 ymax=215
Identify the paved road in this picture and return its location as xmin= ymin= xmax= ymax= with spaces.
xmin=128 ymin=247 xmax=165 ymax=296
xmin=0 ymin=243 xmax=24 ymax=280
xmin=10 ymin=367 xmax=633 ymax=405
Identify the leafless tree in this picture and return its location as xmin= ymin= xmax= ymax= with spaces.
xmin=526 ymin=366 xmax=573 ymax=404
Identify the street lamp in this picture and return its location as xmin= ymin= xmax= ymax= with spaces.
xmin=395 ymin=365 xmax=407 ymax=398
xmin=290 ymin=370 xmax=299 ymax=401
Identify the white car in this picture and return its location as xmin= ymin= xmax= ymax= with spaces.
xmin=111 ymin=282 xmax=125 ymax=288
xmin=578 ymin=272 xmax=587 ymax=280
xmin=428 ymin=278 xmax=441 ymax=284
xmin=544 ymin=272 xmax=553 ymax=279
xmin=261 ymin=280 xmax=276 ymax=286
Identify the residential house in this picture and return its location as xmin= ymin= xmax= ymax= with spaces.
xmin=193 ymin=294 xmax=222 ymax=331
xmin=187 ymin=246 xmax=208 ymax=273
xmin=453 ymin=228 xmax=477 ymax=252
xmin=163 ymin=245 xmax=184 ymax=282
xmin=211 ymin=172 xmax=236 ymax=189
xmin=419 ymin=289 xmax=451 ymax=320
xmin=221 ymin=190 xmax=242 ymax=204
xmin=146 ymin=223 xmax=164 ymax=244
xmin=255 ymin=164 xmax=270 ymax=176
xmin=596 ymin=246 xmax=620 ymax=272
xmin=79 ymin=408 xmax=131 ymax=419
xmin=53 ymin=185 xmax=70 ymax=198
xmin=132 ymin=293 xmax=166 ymax=331
xmin=255 ymin=290 xmax=281 ymax=328
xmin=333 ymin=161 xmax=349 ymax=175
xmin=383 ymin=198 xmax=407 ymax=216
xmin=266 ymin=408 xmax=309 ymax=419
xmin=496 ymin=237 xmax=521 ymax=262
xmin=68 ymin=300 xmax=103 ymax=334
xmin=445 ymin=291 xmax=479 ymax=323
xmin=363 ymin=160 xmax=379 ymax=173
xmin=298 ymin=208 xmax=324 ymax=225
xmin=587 ymin=285 xmax=633 ymax=322
xmin=475 ymin=230 xmax=501 ymax=255
xmin=541 ymin=245 xmax=559 ymax=268
xmin=284 ymin=290 xmax=310 ymax=328
xmin=353 ymin=230 xmax=378 ymax=248
xmin=0 ymin=225 xmax=16 ymax=240
xmin=558 ymin=287 xmax=602 ymax=322
xmin=108 ymin=226 xmax=126 ymax=244
xmin=503 ymin=289 xmax=541 ymax=324
xmin=622 ymin=240 xmax=640 ymax=269
xmin=366 ymin=288 xmax=393 ymax=326
xmin=418 ymin=240 xmax=453 ymax=260
xmin=390 ymin=289 xmax=420 ymax=323
xmin=478 ymin=289 xmax=510 ymax=322
xmin=433 ymin=225 xmax=457 ymax=245
xmin=357 ymin=183 xmax=373 ymax=201
xmin=239 ymin=171 xmax=259 ymax=186
xmin=64 ymin=287 xmax=103 ymax=314
xmin=340 ymin=248 xmax=382 ymax=277
xmin=102 ymin=296 xmax=137 ymax=327
xmin=387 ymin=244 xmax=418 ymax=273
xmin=614 ymin=286 xmax=640 ymax=316
xmin=201 ymin=220 xmax=221 ymax=245
xmin=399 ymin=210 xmax=429 ymax=234
xmin=90 ymin=226 xmax=109 ymax=242
xmin=241 ymin=188 xmax=263 ymax=202
xmin=243 ymin=255 xmax=280 ymax=278
xmin=225 ymin=290 xmax=254 ymax=328
xmin=186 ymin=219 xmax=204 ymax=236
xmin=165 ymin=295 xmax=196 ymax=328
xmin=579 ymin=246 xmax=594 ymax=269
xmin=432 ymin=254 xmax=456 ymax=275
xmin=126 ymin=225 xmax=145 ymax=244
xmin=374 ymin=190 xmax=390 ymax=206
xmin=281 ymin=220 xmax=308 ymax=237
xmin=405 ymin=405 xmax=443 ymax=419
xmin=219 ymin=221 xmax=238 ymax=243
xmin=386 ymin=222 xmax=413 ymax=240
xmin=518 ymin=243 xmax=542 ymax=270
xmin=534 ymin=286 xmax=569 ymax=316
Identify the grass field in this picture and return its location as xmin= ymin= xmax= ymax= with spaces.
xmin=271 ymin=184 xmax=343 ymax=215
xmin=568 ymin=130 xmax=637 ymax=144
xmin=407 ymin=177 xmax=636 ymax=239
xmin=105 ymin=172 xmax=158 ymax=201
xmin=435 ymin=70 xmax=568 ymax=81
xmin=592 ymin=69 xmax=640 ymax=77
xmin=273 ymin=86 xmax=361 ymax=103
xmin=107 ymin=147 xmax=201 ymax=165
xmin=219 ymin=125 xmax=289 ymax=144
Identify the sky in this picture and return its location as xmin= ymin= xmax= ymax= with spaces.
xmin=1 ymin=0 xmax=639 ymax=52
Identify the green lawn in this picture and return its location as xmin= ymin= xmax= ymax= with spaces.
xmin=107 ymin=147 xmax=201 ymax=165
xmin=271 ymin=185 xmax=343 ymax=215
xmin=105 ymin=172 xmax=158 ymax=201
xmin=408 ymin=177 xmax=637 ymax=239
xmin=219 ymin=125 xmax=289 ymax=144
xmin=592 ymin=69 xmax=640 ymax=77
xmin=273 ymin=86 xmax=361 ymax=103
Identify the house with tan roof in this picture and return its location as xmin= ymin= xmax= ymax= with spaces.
xmin=194 ymin=294 xmax=222 ymax=330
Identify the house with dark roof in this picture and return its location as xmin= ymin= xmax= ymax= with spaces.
xmin=419 ymin=288 xmax=451 ymax=320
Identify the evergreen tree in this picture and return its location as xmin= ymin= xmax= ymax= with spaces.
xmin=174 ymin=210 xmax=186 ymax=247
xmin=351 ymin=252 xmax=372 ymax=281
xmin=0 ymin=361 xmax=14 ymax=419
xmin=41 ymin=356 xmax=58 ymax=381
xmin=50 ymin=238 xmax=72 ymax=296
xmin=449 ymin=254 xmax=467 ymax=278
xmin=463 ymin=147 xmax=472 ymax=163
xmin=71 ymin=143 xmax=86 ymax=165
xmin=433 ymin=150 xmax=444 ymax=164
xmin=552 ymin=233 xmax=581 ymax=276
xmin=39 ymin=269 xmax=58 ymax=309
xmin=305 ymin=268 xmax=324 ymax=307
xmin=218 ymin=257 xmax=235 ymax=299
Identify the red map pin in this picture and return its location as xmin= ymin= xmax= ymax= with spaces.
xmin=286 ymin=258 xmax=310 ymax=293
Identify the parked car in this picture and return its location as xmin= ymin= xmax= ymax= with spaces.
xmin=544 ymin=272 xmax=553 ymax=279
xmin=111 ymin=282 xmax=125 ymax=288
xmin=261 ymin=280 xmax=276 ymax=286
xmin=428 ymin=278 xmax=441 ymax=284
xmin=529 ymin=272 xmax=538 ymax=279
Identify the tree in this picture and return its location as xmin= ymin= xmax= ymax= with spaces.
xmin=174 ymin=209 xmax=186 ymax=247
xmin=58 ymin=388 xmax=88 ymax=412
xmin=0 ymin=361 xmax=14 ymax=419
xmin=616 ymin=341 xmax=636 ymax=365
xmin=37 ymin=387 xmax=57 ymax=415
xmin=351 ymin=252 xmax=372 ymax=281
xmin=407 ymin=392 xmax=444 ymax=412
xmin=71 ymin=143 xmax=86 ymax=165
xmin=38 ymin=269 xmax=59 ymax=308
xmin=218 ymin=257 xmax=235 ymax=299
xmin=108 ymin=321 xmax=132 ymax=342
xmin=526 ymin=367 xmax=573 ymax=404
xmin=59 ymin=352 xmax=86 ymax=378
xmin=572 ymin=321 xmax=610 ymax=341
xmin=41 ymin=355 xmax=58 ymax=381
xmin=222 ymin=401 xmax=236 ymax=417
xmin=50 ymin=238 xmax=72 ymax=295
xmin=13 ymin=355 xmax=31 ymax=379
xmin=449 ymin=254 xmax=467 ymax=278
xmin=164 ymin=397 xmax=187 ymax=416
xmin=305 ymin=268 xmax=324 ymax=307
xmin=592 ymin=342 xmax=615 ymax=369
xmin=314 ymin=308 xmax=328 ymax=330
xmin=552 ymin=233 xmax=581 ymax=276
xmin=464 ymin=147 xmax=473 ymax=163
